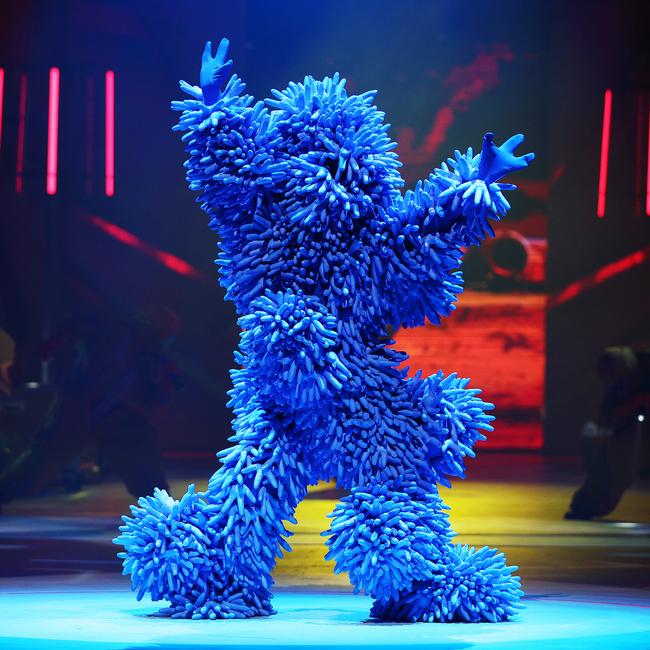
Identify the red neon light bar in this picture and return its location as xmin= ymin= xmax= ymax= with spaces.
xmin=15 ymin=74 xmax=27 ymax=194
xmin=105 ymin=70 xmax=115 ymax=196
xmin=646 ymin=108 xmax=650 ymax=216
xmin=46 ymin=67 xmax=60 ymax=195
xmin=87 ymin=214 xmax=210 ymax=282
xmin=549 ymin=244 xmax=650 ymax=308
xmin=0 ymin=68 xmax=5 ymax=153
xmin=597 ymin=89 xmax=612 ymax=218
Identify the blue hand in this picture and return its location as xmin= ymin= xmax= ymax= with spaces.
xmin=200 ymin=38 xmax=233 ymax=105
xmin=477 ymin=132 xmax=535 ymax=184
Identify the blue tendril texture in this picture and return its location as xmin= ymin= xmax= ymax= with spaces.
xmin=114 ymin=38 xmax=534 ymax=623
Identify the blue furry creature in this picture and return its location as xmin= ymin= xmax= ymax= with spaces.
xmin=114 ymin=38 xmax=534 ymax=623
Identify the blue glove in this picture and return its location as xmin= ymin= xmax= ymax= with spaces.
xmin=200 ymin=38 xmax=233 ymax=105
xmin=477 ymin=132 xmax=535 ymax=184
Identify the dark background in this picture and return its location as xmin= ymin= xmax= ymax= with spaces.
xmin=0 ymin=0 xmax=648 ymax=456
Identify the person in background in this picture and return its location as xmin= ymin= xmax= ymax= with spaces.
xmin=565 ymin=347 xmax=650 ymax=520
xmin=0 ymin=330 xmax=59 ymax=482
xmin=0 ymin=305 xmax=182 ymax=503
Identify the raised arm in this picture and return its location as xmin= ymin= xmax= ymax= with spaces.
xmin=408 ymin=132 xmax=535 ymax=246
xmin=431 ymin=132 xmax=534 ymax=244
xmin=171 ymin=39 xmax=287 ymax=225
xmin=375 ymin=133 xmax=534 ymax=328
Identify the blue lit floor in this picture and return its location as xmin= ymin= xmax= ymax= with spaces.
xmin=1 ymin=455 xmax=649 ymax=648
xmin=0 ymin=588 xmax=649 ymax=650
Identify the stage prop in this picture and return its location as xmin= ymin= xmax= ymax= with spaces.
xmin=114 ymin=38 xmax=534 ymax=623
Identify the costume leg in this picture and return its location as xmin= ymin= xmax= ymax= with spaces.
xmin=326 ymin=472 xmax=522 ymax=623
xmin=324 ymin=369 xmax=522 ymax=623
xmin=115 ymin=290 xmax=344 ymax=618
xmin=115 ymin=406 xmax=311 ymax=619
xmin=325 ymin=473 xmax=451 ymax=602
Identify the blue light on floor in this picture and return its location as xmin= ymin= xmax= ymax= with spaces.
xmin=0 ymin=590 xmax=649 ymax=649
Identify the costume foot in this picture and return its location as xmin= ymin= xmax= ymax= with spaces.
xmin=157 ymin=581 xmax=274 ymax=620
xmin=371 ymin=544 xmax=523 ymax=623
xmin=114 ymin=486 xmax=274 ymax=619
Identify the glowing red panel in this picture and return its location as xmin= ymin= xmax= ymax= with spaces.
xmin=46 ymin=67 xmax=60 ymax=195
xmin=105 ymin=70 xmax=115 ymax=196
xmin=597 ymin=89 xmax=612 ymax=218
xmin=15 ymin=74 xmax=27 ymax=194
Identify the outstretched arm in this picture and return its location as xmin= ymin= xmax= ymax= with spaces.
xmin=172 ymin=39 xmax=287 ymax=225
xmin=376 ymin=133 xmax=534 ymax=328
xmin=412 ymin=132 xmax=535 ymax=246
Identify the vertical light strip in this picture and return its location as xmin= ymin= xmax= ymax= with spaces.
xmin=0 ymin=68 xmax=5 ymax=153
xmin=597 ymin=89 xmax=613 ymax=218
xmin=646 ymin=107 xmax=650 ymax=216
xmin=15 ymin=73 xmax=27 ymax=194
xmin=105 ymin=70 xmax=115 ymax=196
xmin=46 ymin=67 xmax=60 ymax=195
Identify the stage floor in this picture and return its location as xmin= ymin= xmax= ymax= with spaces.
xmin=1 ymin=587 xmax=650 ymax=649
xmin=1 ymin=454 xmax=649 ymax=649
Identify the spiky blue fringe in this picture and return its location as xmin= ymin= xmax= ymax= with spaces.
xmin=418 ymin=371 xmax=495 ymax=486
xmin=323 ymin=475 xmax=452 ymax=602
xmin=370 ymin=544 xmax=524 ymax=623
xmin=114 ymin=37 xmax=533 ymax=623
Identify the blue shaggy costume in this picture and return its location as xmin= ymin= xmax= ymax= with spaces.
xmin=114 ymin=38 xmax=534 ymax=623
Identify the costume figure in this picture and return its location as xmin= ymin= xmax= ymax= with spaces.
xmin=115 ymin=38 xmax=534 ymax=623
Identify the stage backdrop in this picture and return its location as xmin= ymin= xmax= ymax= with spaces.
xmin=0 ymin=1 xmax=552 ymax=453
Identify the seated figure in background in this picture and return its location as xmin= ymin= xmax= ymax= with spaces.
xmin=566 ymin=347 xmax=650 ymax=520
